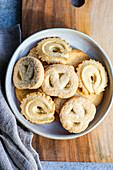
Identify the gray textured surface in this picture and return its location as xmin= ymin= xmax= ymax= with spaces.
xmin=0 ymin=25 xmax=42 ymax=170
xmin=0 ymin=0 xmax=21 ymax=29
xmin=41 ymin=162 xmax=113 ymax=170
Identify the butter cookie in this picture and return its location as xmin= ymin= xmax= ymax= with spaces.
xmin=42 ymin=64 xmax=78 ymax=98
xmin=68 ymin=49 xmax=89 ymax=68
xmin=13 ymin=57 xmax=44 ymax=89
xmin=77 ymin=88 xmax=104 ymax=107
xmin=20 ymin=92 xmax=55 ymax=124
xmin=15 ymin=88 xmax=43 ymax=102
xmin=76 ymin=60 xmax=108 ymax=94
xmin=54 ymin=93 xmax=79 ymax=114
xmin=59 ymin=96 xmax=96 ymax=133
xmin=36 ymin=37 xmax=71 ymax=64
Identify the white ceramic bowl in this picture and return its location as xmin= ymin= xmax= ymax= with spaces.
xmin=5 ymin=28 xmax=113 ymax=139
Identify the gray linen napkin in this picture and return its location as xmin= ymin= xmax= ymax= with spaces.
xmin=0 ymin=24 xmax=42 ymax=170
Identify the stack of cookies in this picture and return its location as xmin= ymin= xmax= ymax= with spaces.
xmin=13 ymin=37 xmax=108 ymax=133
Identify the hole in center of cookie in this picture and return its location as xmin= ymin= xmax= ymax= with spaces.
xmin=71 ymin=109 xmax=74 ymax=113
xmin=74 ymin=122 xmax=81 ymax=126
xmin=59 ymin=73 xmax=64 ymax=78
xmin=91 ymin=76 xmax=93 ymax=81
xmin=84 ymin=109 xmax=87 ymax=115
xmin=90 ymin=75 xmax=96 ymax=83
xmin=37 ymin=106 xmax=44 ymax=113
xmin=51 ymin=47 xmax=61 ymax=53
xmin=78 ymin=87 xmax=82 ymax=92
xmin=24 ymin=65 xmax=29 ymax=71
xmin=49 ymin=78 xmax=54 ymax=87
xmin=29 ymin=70 xmax=34 ymax=80
xmin=17 ymin=71 xmax=22 ymax=80
xmin=37 ymin=106 xmax=42 ymax=109
xmin=65 ymin=80 xmax=70 ymax=89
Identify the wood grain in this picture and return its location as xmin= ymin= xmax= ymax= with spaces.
xmin=22 ymin=0 xmax=76 ymax=39
xmin=76 ymin=0 xmax=113 ymax=162
xmin=22 ymin=0 xmax=113 ymax=162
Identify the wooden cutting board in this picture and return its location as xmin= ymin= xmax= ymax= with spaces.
xmin=22 ymin=0 xmax=113 ymax=162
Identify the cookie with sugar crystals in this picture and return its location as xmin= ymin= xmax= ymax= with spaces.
xmin=27 ymin=47 xmax=39 ymax=58
xmin=13 ymin=56 xmax=44 ymax=89
xmin=41 ymin=64 xmax=78 ymax=98
xmin=59 ymin=96 xmax=96 ymax=133
xmin=27 ymin=47 xmax=48 ymax=66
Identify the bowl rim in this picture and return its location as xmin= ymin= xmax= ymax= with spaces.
xmin=5 ymin=28 xmax=113 ymax=140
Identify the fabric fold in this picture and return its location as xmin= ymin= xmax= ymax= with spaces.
xmin=0 ymin=24 xmax=42 ymax=170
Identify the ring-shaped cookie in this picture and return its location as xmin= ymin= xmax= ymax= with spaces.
xmin=20 ymin=92 xmax=55 ymax=124
xmin=76 ymin=59 xmax=108 ymax=94
xmin=36 ymin=37 xmax=71 ymax=64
